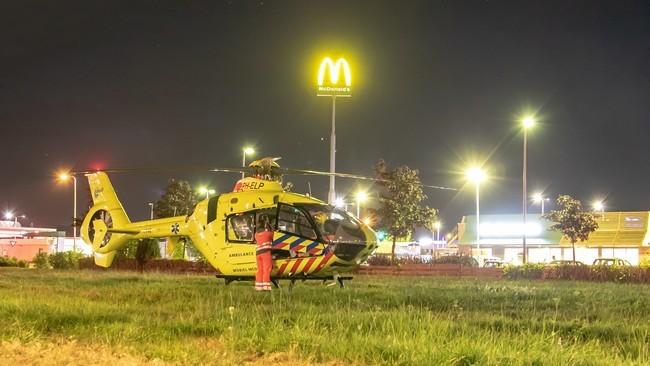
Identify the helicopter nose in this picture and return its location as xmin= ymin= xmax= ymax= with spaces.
xmin=331 ymin=227 xmax=376 ymax=261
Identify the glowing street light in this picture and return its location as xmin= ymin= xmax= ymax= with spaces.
xmin=333 ymin=197 xmax=346 ymax=209
xmin=592 ymin=200 xmax=605 ymax=213
xmin=198 ymin=186 xmax=216 ymax=200
xmin=521 ymin=115 xmax=536 ymax=264
xmin=532 ymin=192 xmax=550 ymax=214
xmin=355 ymin=191 xmax=368 ymax=218
xmin=242 ymin=147 xmax=255 ymax=179
xmin=316 ymin=56 xmax=352 ymax=204
xmin=58 ymin=171 xmax=78 ymax=252
xmin=466 ymin=167 xmax=486 ymax=255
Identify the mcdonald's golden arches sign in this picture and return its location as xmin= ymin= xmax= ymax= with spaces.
xmin=316 ymin=57 xmax=352 ymax=97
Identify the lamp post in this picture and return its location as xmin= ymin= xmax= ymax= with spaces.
xmin=355 ymin=191 xmax=368 ymax=219
xmin=434 ymin=221 xmax=441 ymax=241
xmin=148 ymin=202 xmax=154 ymax=220
xmin=198 ymin=186 xmax=216 ymax=200
xmin=521 ymin=116 xmax=535 ymax=264
xmin=466 ymin=167 xmax=486 ymax=256
xmin=242 ymin=147 xmax=254 ymax=179
xmin=532 ymin=193 xmax=549 ymax=215
xmin=58 ymin=172 xmax=77 ymax=252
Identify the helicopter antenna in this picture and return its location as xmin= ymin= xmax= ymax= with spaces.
xmin=307 ymin=181 xmax=312 ymax=196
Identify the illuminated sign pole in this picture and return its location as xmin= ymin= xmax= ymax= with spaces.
xmin=317 ymin=57 xmax=352 ymax=204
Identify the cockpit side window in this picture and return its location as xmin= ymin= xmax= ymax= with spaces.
xmin=277 ymin=204 xmax=317 ymax=240
xmin=226 ymin=212 xmax=255 ymax=243
xmin=300 ymin=204 xmax=365 ymax=244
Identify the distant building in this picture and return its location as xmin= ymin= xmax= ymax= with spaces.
xmin=0 ymin=220 xmax=92 ymax=261
xmin=456 ymin=211 xmax=649 ymax=265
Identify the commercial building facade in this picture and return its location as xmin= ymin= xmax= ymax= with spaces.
xmin=456 ymin=211 xmax=650 ymax=265
xmin=0 ymin=221 xmax=92 ymax=261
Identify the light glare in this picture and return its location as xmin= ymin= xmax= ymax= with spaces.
xmin=593 ymin=201 xmax=605 ymax=212
xmin=522 ymin=116 xmax=536 ymax=128
xmin=466 ymin=167 xmax=486 ymax=184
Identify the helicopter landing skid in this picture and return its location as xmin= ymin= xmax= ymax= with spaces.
xmin=215 ymin=274 xmax=352 ymax=289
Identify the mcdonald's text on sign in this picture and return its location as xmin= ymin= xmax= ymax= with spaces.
xmin=316 ymin=57 xmax=352 ymax=97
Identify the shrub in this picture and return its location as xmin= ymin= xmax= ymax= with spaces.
xmin=33 ymin=252 xmax=51 ymax=269
xmin=639 ymin=257 xmax=650 ymax=268
xmin=49 ymin=251 xmax=84 ymax=270
xmin=364 ymin=255 xmax=434 ymax=266
xmin=503 ymin=263 xmax=545 ymax=280
xmin=432 ymin=255 xmax=479 ymax=267
xmin=0 ymin=256 xmax=19 ymax=267
xmin=365 ymin=255 xmax=398 ymax=266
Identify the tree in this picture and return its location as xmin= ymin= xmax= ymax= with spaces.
xmin=372 ymin=160 xmax=438 ymax=264
xmin=543 ymin=195 xmax=598 ymax=264
xmin=153 ymin=178 xmax=198 ymax=218
xmin=153 ymin=178 xmax=204 ymax=261
xmin=115 ymin=239 xmax=160 ymax=272
xmin=135 ymin=238 xmax=160 ymax=272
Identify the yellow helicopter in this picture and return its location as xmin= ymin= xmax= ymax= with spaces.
xmin=79 ymin=158 xmax=383 ymax=288
xmin=79 ymin=157 xmax=455 ymax=288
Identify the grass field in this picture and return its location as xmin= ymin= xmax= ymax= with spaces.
xmin=1 ymin=269 xmax=650 ymax=365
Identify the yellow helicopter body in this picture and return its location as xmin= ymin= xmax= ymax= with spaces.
xmin=80 ymin=172 xmax=378 ymax=283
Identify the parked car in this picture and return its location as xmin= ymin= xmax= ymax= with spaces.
xmin=549 ymin=260 xmax=584 ymax=266
xmin=483 ymin=258 xmax=505 ymax=268
xmin=592 ymin=258 xmax=632 ymax=266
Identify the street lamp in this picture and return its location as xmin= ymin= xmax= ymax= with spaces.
xmin=521 ymin=115 xmax=535 ymax=264
xmin=355 ymin=191 xmax=368 ymax=218
xmin=58 ymin=172 xmax=78 ymax=252
xmin=333 ymin=197 xmax=346 ymax=209
xmin=148 ymin=202 xmax=154 ymax=220
xmin=4 ymin=211 xmax=25 ymax=226
xmin=242 ymin=147 xmax=255 ymax=179
xmin=434 ymin=221 xmax=442 ymax=241
xmin=198 ymin=186 xmax=216 ymax=200
xmin=532 ymin=192 xmax=550 ymax=214
xmin=592 ymin=200 xmax=605 ymax=213
xmin=466 ymin=167 xmax=486 ymax=256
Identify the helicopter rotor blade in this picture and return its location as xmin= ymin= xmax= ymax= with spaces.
xmin=280 ymin=168 xmax=457 ymax=191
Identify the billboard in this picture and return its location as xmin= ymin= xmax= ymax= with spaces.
xmin=316 ymin=57 xmax=352 ymax=97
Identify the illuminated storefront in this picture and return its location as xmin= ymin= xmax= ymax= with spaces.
xmin=0 ymin=221 xmax=92 ymax=261
xmin=457 ymin=212 xmax=650 ymax=265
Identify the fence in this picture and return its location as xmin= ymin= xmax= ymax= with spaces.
xmin=356 ymin=263 xmax=504 ymax=278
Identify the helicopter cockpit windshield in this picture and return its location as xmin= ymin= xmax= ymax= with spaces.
xmin=296 ymin=204 xmax=366 ymax=245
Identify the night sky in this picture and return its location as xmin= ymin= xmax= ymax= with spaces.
xmin=1 ymin=1 xmax=649 ymax=235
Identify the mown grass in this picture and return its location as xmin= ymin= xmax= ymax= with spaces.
xmin=1 ymin=268 xmax=649 ymax=365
